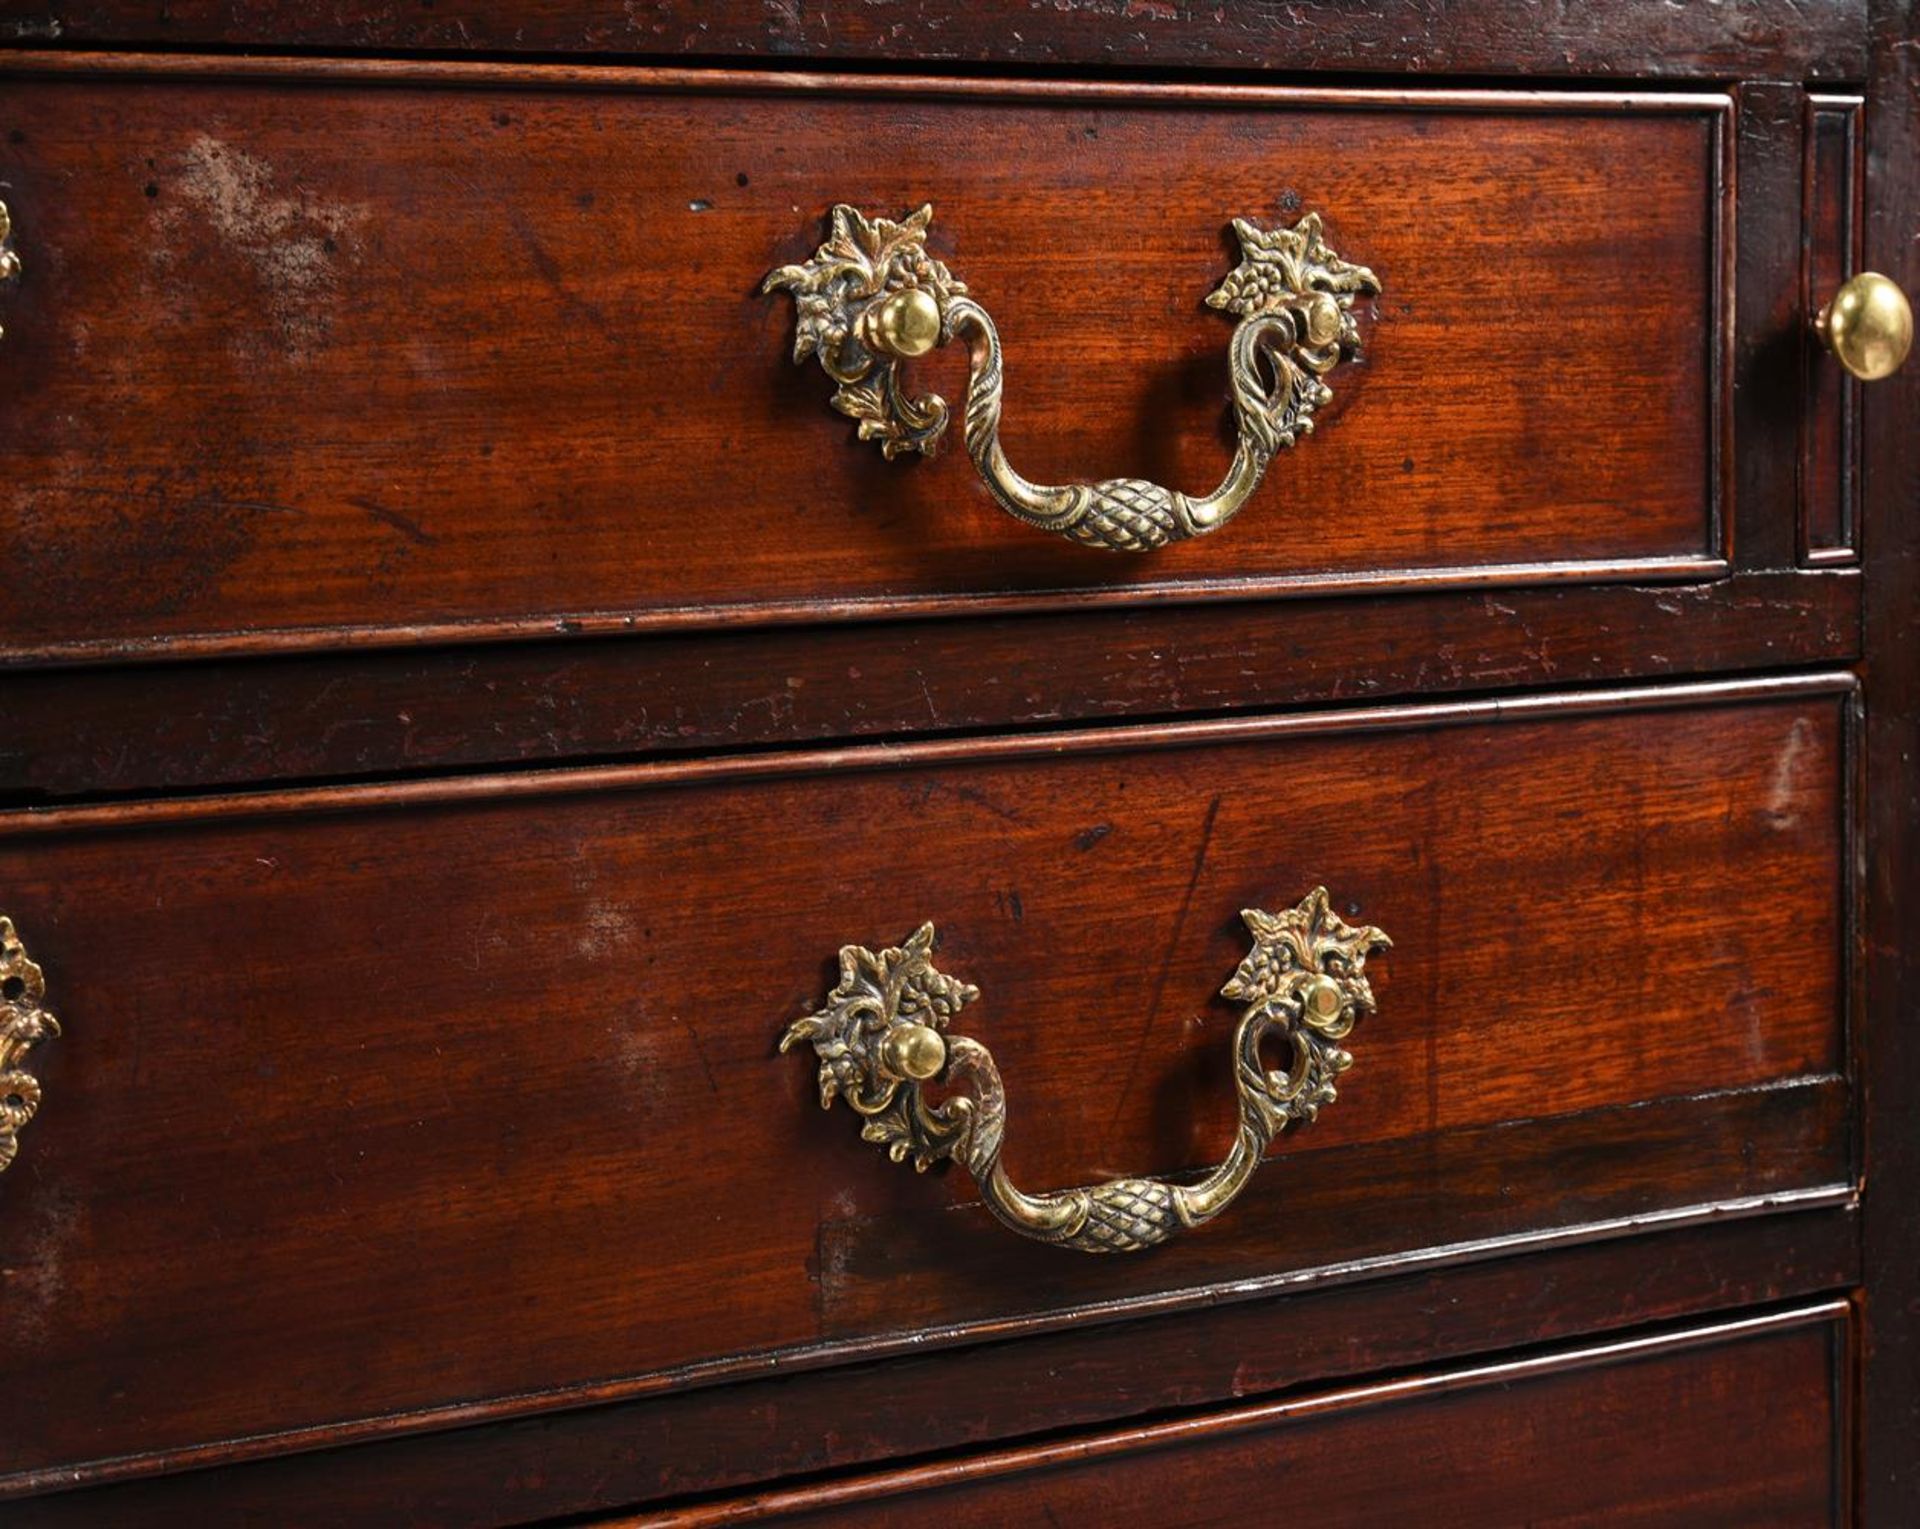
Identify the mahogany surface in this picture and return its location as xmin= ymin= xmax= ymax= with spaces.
xmin=1857 ymin=2 xmax=1920 ymax=1519
xmin=0 ymin=1209 xmax=1859 ymax=1527
xmin=0 ymin=679 xmax=1850 ymax=1485
xmin=0 ymin=64 xmax=1725 ymax=662
xmin=0 ymin=570 xmax=1859 ymax=802
xmin=634 ymin=1305 xmax=1851 ymax=1527
xmin=1803 ymin=95 xmax=1863 ymax=564
xmin=0 ymin=2 xmax=1867 ymax=82
xmin=0 ymin=3 xmax=1912 ymax=1524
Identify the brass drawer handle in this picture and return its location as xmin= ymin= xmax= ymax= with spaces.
xmin=0 ymin=200 xmax=21 ymax=342
xmin=0 ymin=916 xmax=58 ymax=1174
xmin=1816 ymin=271 xmax=1913 ymax=382
xmin=780 ymin=888 xmax=1389 ymax=1253
xmin=764 ymin=205 xmax=1378 ymax=551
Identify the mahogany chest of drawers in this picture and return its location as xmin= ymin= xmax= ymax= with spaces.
xmin=0 ymin=3 xmax=1915 ymax=1524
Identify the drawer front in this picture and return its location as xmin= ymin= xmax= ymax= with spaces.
xmin=0 ymin=3 xmax=1868 ymax=80
xmin=0 ymin=676 xmax=1850 ymax=1488
xmin=653 ymin=1304 xmax=1850 ymax=1527
xmin=0 ymin=62 xmax=1726 ymax=662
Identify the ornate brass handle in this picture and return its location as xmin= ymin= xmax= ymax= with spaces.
xmin=0 ymin=916 xmax=58 ymax=1174
xmin=1816 ymin=271 xmax=1913 ymax=381
xmin=780 ymin=888 xmax=1389 ymax=1253
xmin=763 ymin=206 xmax=1379 ymax=551
xmin=0 ymin=201 xmax=21 ymax=342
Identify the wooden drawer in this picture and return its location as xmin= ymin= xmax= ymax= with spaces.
xmin=645 ymin=1303 xmax=1851 ymax=1527
xmin=0 ymin=1 xmax=1866 ymax=81
xmin=0 ymin=58 xmax=1729 ymax=664
xmin=0 ymin=674 xmax=1851 ymax=1491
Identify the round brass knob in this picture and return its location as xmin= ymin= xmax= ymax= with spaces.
xmin=1300 ymin=973 xmax=1344 ymax=1027
xmin=881 ymin=1021 xmax=947 ymax=1082
xmin=863 ymin=287 xmax=943 ymax=360
xmin=1301 ymin=291 xmax=1343 ymax=348
xmin=1816 ymin=272 xmax=1913 ymax=382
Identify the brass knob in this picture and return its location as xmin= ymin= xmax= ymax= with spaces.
xmin=861 ymin=287 xmax=942 ymax=360
xmin=1816 ymin=272 xmax=1913 ymax=382
xmin=1300 ymin=972 xmax=1344 ymax=1027
xmin=880 ymin=1021 xmax=947 ymax=1081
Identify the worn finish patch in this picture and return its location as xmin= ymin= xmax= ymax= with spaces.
xmin=162 ymin=134 xmax=368 ymax=363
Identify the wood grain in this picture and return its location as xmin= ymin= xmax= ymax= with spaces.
xmin=2 ymin=1207 xmax=1858 ymax=1525
xmin=0 ymin=3 xmax=1868 ymax=82
xmin=1802 ymin=95 xmax=1863 ymax=565
xmin=633 ymin=1304 xmax=1850 ymax=1527
xmin=0 ymin=9 xmax=1891 ymax=1521
xmin=0 ymin=67 xmax=1726 ymax=662
xmin=1858 ymin=2 xmax=1920 ymax=1521
xmin=1732 ymin=82 xmax=1804 ymax=574
xmin=0 ymin=680 xmax=1851 ymax=1483
xmin=0 ymin=570 xmax=1860 ymax=803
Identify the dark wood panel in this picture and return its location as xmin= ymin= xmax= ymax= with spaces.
xmin=1802 ymin=95 xmax=1863 ymax=565
xmin=1858 ymin=3 xmax=1920 ymax=1522
xmin=0 ymin=680 xmax=1851 ymax=1483
xmin=2 ymin=1207 xmax=1859 ymax=1525
xmin=0 ymin=4 xmax=1869 ymax=82
xmin=0 ymin=570 xmax=1860 ymax=802
xmin=1732 ymin=82 xmax=1803 ymax=574
xmin=812 ymin=1080 xmax=1850 ymax=1339
xmin=0 ymin=65 xmax=1726 ymax=661
xmin=636 ymin=1304 xmax=1850 ymax=1528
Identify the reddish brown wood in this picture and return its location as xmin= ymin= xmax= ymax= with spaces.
xmin=0 ymin=2 xmax=1868 ymax=82
xmin=0 ymin=14 xmax=1893 ymax=1521
xmin=2 ymin=1207 xmax=1859 ymax=1527
xmin=1803 ymin=96 xmax=1864 ymax=566
xmin=0 ymin=66 xmax=1727 ymax=663
xmin=812 ymin=1081 xmax=1850 ymax=1343
xmin=0 ymin=570 xmax=1859 ymax=802
xmin=1858 ymin=4 xmax=1920 ymax=1523
xmin=629 ymin=1304 xmax=1851 ymax=1527
xmin=1733 ymin=82 xmax=1804 ymax=573
xmin=0 ymin=679 xmax=1852 ymax=1486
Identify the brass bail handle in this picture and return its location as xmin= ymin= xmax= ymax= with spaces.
xmin=1816 ymin=271 xmax=1913 ymax=382
xmin=763 ymin=205 xmax=1380 ymax=552
xmin=779 ymin=888 xmax=1390 ymax=1254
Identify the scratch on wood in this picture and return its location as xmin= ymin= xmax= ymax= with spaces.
xmin=673 ymin=1012 xmax=721 ymax=1095
xmin=348 ymin=495 xmax=439 ymax=547
xmin=506 ymin=205 xmax=614 ymax=337
xmin=1106 ymin=794 xmax=1222 ymax=1143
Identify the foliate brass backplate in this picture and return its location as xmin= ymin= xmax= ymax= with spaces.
xmin=0 ymin=916 xmax=58 ymax=1174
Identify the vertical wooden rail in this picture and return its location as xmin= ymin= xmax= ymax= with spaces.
xmin=1860 ymin=2 xmax=1920 ymax=1523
